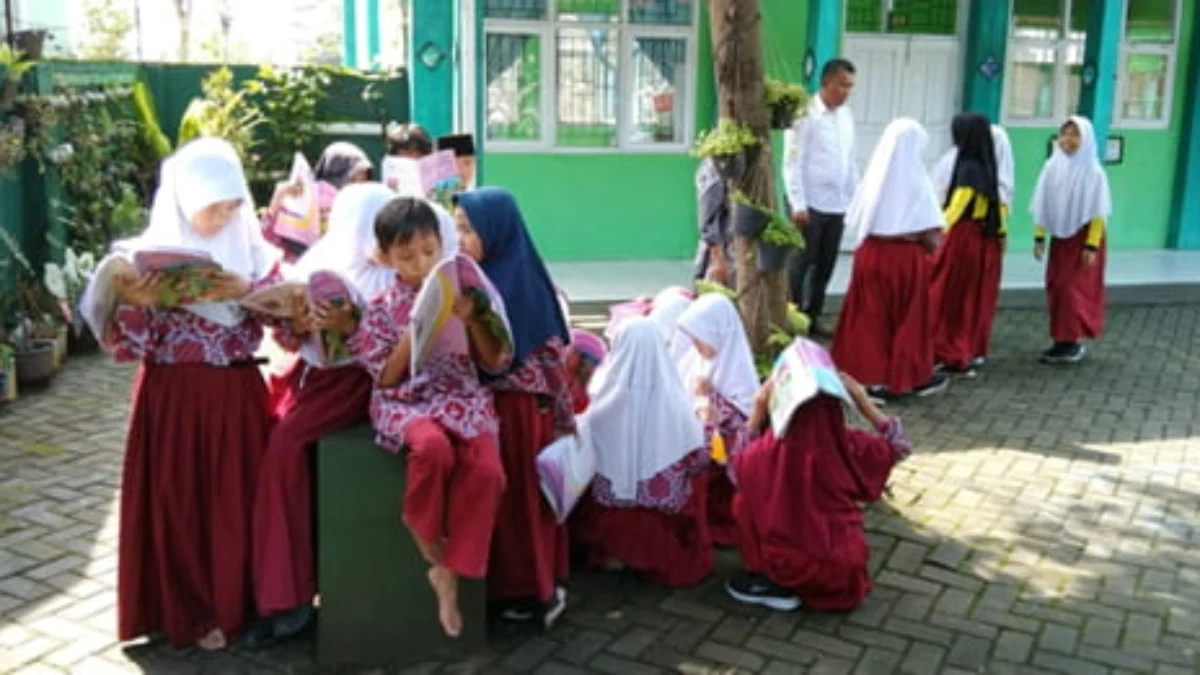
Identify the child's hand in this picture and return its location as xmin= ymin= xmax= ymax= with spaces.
xmin=269 ymin=180 xmax=303 ymax=211
xmin=749 ymin=379 xmax=774 ymax=433
xmin=291 ymin=291 xmax=313 ymax=334
xmin=313 ymin=300 xmax=358 ymax=335
xmin=1081 ymin=248 xmax=1097 ymax=268
xmin=838 ymin=371 xmax=869 ymax=408
xmin=118 ymin=272 xmax=162 ymax=308
xmin=694 ymin=376 xmax=713 ymax=397
xmin=210 ymin=271 xmax=251 ymax=300
xmin=1034 ymin=240 xmax=1046 ymax=261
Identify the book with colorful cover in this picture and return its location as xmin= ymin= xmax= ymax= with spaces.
xmin=768 ymin=337 xmax=854 ymax=438
xmin=238 ymin=282 xmax=307 ymax=319
xmin=271 ymin=153 xmax=321 ymax=247
xmin=307 ymin=270 xmax=359 ymax=366
xmin=535 ymin=433 xmax=596 ymax=524
xmin=382 ymin=150 xmax=464 ymax=205
xmin=409 ymin=253 xmax=512 ymax=375
xmin=131 ymin=246 xmax=223 ymax=308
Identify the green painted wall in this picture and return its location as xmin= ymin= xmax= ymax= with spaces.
xmin=1005 ymin=0 xmax=1194 ymax=249
xmin=485 ymin=0 xmax=807 ymax=261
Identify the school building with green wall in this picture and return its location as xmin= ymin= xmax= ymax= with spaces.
xmin=394 ymin=0 xmax=1199 ymax=262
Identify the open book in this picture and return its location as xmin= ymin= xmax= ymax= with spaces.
xmin=535 ymin=433 xmax=596 ymax=524
xmin=240 ymin=270 xmax=359 ymax=366
xmin=128 ymin=246 xmax=224 ymax=309
xmin=270 ymin=153 xmax=322 ymax=247
xmin=768 ymin=337 xmax=855 ymax=438
xmin=409 ymin=253 xmax=512 ymax=375
xmin=382 ymin=149 xmax=464 ymax=206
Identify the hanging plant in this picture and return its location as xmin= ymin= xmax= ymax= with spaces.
xmin=693 ymin=119 xmax=759 ymax=180
xmin=757 ymin=211 xmax=805 ymax=273
xmin=764 ymin=77 xmax=809 ymax=130
xmin=730 ymin=190 xmax=772 ymax=239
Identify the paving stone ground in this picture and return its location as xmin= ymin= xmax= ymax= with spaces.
xmin=1 ymin=306 xmax=1199 ymax=674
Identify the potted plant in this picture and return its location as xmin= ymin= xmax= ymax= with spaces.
xmin=731 ymin=191 xmax=772 ymax=239
xmin=0 ymin=342 xmax=15 ymax=403
xmin=1 ymin=229 xmax=62 ymax=386
xmin=758 ymin=212 xmax=805 ymax=273
xmin=693 ymin=119 xmax=759 ymax=180
xmin=43 ymin=247 xmax=98 ymax=356
xmin=764 ymin=77 xmax=809 ymax=130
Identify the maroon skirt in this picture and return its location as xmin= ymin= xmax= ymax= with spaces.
xmin=118 ymin=361 xmax=270 ymax=646
xmin=832 ymin=237 xmax=935 ymax=395
xmin=708 ymin=466 xmax=740 ymax=547
xmin=572 ymin=474 xmax=712 ymax=587
xmin=488 ymin=391 xmax=569 ymax=603
xmin=1047 ymin=228 xmax=1106 ymax=343
xmin=252 ymin=361 xmax=371 ymax=615
xmin=929 ymin=221 xmax=1003 ymax=369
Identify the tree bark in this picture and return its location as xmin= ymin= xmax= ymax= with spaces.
xmin=707 ymin=0 xmax=787 ymax=353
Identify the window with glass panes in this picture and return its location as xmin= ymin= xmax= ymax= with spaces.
xmin=483 ymin=0 xmax=697 ymax=151
xmin=1115 ymin=0 xmax=1179 ymax=127
xmin=1004 ymin=0 xmax=1091 ymax=124
xmin=845 ymin=0 xmax=957 ymax=35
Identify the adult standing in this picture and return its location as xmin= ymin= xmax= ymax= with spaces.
xmin=782 ymin=59 xmax=858 ymax=338
xmin=693 ymin=157 xmax=733 ymax=286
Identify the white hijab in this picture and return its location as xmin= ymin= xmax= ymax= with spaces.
xmin=87 ymin=137 xmax=279 ymax=328
xmin=648 ymin=287 xmax=693 ymax=364
xmin=675 ymin=294 xmax=759 ymax=416
xmin=289 ymin=182 xmax=397 ymax=301
xmin=580 ymin=317 xmax=705 ymax=500
xmin=846 ymin=118 xmax=945 ymax=248
xmin=1029 ymin=115 xmax=1112 ymax=239
xmin=932 ymin=124 xmax=1016 ymax=207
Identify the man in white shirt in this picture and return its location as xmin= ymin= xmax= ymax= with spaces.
xmin=782 ymin=59 xmax=859 ymax=338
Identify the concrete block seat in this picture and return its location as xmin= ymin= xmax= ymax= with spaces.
xmin=316 ymin=424 xmax=486 ymax=667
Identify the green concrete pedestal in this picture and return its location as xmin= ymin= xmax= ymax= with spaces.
xmin=316 ymin=424 xmax=486 ymax=667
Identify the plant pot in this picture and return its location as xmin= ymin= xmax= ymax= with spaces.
xmin=733 ymin=201 xmax=770 ymax=239
xmin=757 ymin=242 xmax=791 ymax=273
xmin=15 ymin=339 xmax=57 ymax=386
xmin=14 ymin=30 xmax=48 ymax=59
xmin=770 ymin=103 xmax=797 ymax=130
xmin=711 ymin=151 xmax=747 ymax=180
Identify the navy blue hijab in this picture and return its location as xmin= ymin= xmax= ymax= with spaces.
xmin=455 ymin=187 xmax=570 ymax=367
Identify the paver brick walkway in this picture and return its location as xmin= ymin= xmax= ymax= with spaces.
xmin=1 ymin=306 xmax=1198 ymax=674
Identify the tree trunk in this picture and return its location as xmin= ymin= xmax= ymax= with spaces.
xmin=707 ymin=0 xmax=787 ymax=354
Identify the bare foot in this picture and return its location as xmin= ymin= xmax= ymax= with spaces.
xmin=427 ymin=565 xmax=463 ymax=638
xmin=196 ymin=628 xmax=226 ymax=651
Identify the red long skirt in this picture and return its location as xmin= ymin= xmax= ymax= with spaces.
xmin=252 ymin=361 xmax=371 ymax=615
xmin=1047 ymin=228 xmax=1106 ymax=343
xmin=832 ymin=237 xmax=935 ymax=395
xmin=488 ymin=391 xmax=569 ymax=602
xmin=118 ymin=362 xmax=270 ymax=646
xmin=572 ymin=474 xmax=712 ymax=587
xmin=401 ymin=419 xmax=504 ymax=579
xmin=929 ymin=221 xmax=1003 ymax=369
xmin=708 ymin=467 xmax=740 ymax=547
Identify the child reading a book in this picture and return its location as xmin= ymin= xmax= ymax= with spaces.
xmin=248 ymin=183 xmax=397 ymax=646
xmin=571 ymin=318 xmax=712 ymax=586
xmin=387 ymin=122 xmax=434 ymax=158
xmin=833 ymin=118 xmax=947 ymax=400
xmin=437 ymin=133 xmax=477 ymax=189
xmin=1030 ymin=116 xmax=1111 ymax=365
xmin=725 ymin=373 xmax=911 ymax=612
xmin=928 ymin=112 xmax=1005 ymax=377
xmin=675 ymin=294 xmax=757 ymax=548
xmin=78 ymin=137 xmax=281 ymax=650
xmin=455 ymin=187 xmax=574 ymax=627
xmin=566 ymin=328 xmax=607 ymax=414
xmin=313 ymin=197 xmax=510 ymax=639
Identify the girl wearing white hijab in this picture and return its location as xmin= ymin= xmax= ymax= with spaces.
xmin=675 ymin=294 xmax=757 ymax=547
xmin=249 ymin=183 xmax=402 ymax=646
xmin=78 ymin=137 xmax=280 ymax=651
xmin=1030 ymin=116 xmax=1111 ymax=364
xmin=833 ymin=118 xmax=949 ymax=400
xmin=648 ymin=286 xmax=695 ymax=368
xmin=572 ymin=318 xmax=713 ymax=586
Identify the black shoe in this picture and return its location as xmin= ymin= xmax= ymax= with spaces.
xmin=1041 ymin=342 xmax=1085 ymax=364
xmin=725 ymin=572 xmax=801 ymax=611
xmin=497 ymin=597 xmax=540 ymax=622
xmin=969 ymin=356 xmax=987 ymax=369
xmin=542 ymin=586 xmax=567 ymax=629
xmin=913 ymin=371 xmax=949 ymax=397
xmin=242 ymin=604 xmax=315 ymax=650
xmin=865 ymin=385 xmax=890 ymax=406
xmin=941 ymin=363 xmax=977 ymax=378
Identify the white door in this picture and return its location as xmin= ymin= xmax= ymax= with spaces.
xmin=839 ymin=34 xmax=963 ymax=250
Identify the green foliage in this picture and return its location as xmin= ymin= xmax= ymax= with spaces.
xmin=695 ymin=279 xmax=736 ymax=300
xmin=131 ymin=82 xmax=172 ymax=161
xmin=77 ymin=0 xmax=135 ymax=60
xmin=178 ymin=67 xmax=262 ymax=159
xmin=764 ymin=77 xmax=809 ymax=111
xmin=0 ymin=122 xmax=26 ymax=178
xmin=0 ymin=45 xmax=37 ymax=85
xmin=760 ymin=212 xmax=805 ymax=249
xmin=693 ymin=119 xmax=758 ymax=159
xmin=241 ymin=65 xmax=332 ymax=189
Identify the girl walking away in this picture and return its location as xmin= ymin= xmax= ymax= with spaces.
xmin=572 ymin=318 xmax=713 ymax=586
xmin=1030 ymin=116 xmax=1111 ymax=364
xmin=675 ymin=295 xmax=757 ymax=547
xmin=726 ymin=373 xmax=913 ymax=612
xmin=78 ymin=138 xmax=281 ymax=649
xmin=929 ymin=112 xmax=1005 ymax=376
xmin=833 ymin=118 xmax=948 ymax=400
xmin=317 ymin=197 xmax=510 ymax=638
xmin=249 ymin=184 xmax=399 ymax=647
xmin=455 ymin=187 xmax=574 ymax=627
xmin=933 ymin=124 xmax=1016 ymax=216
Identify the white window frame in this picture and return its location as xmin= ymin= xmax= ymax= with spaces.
xmin=482 ymin=0 xmax=699 ymax=154
xmin=1112 ymin=0 xmax=1181 ymax=130
xmin=1002 ymin=0 xmax=1089 ymax=127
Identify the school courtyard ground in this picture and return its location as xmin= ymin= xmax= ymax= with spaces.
xmin=2 ymin=301 xmax=1200 ymax=675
